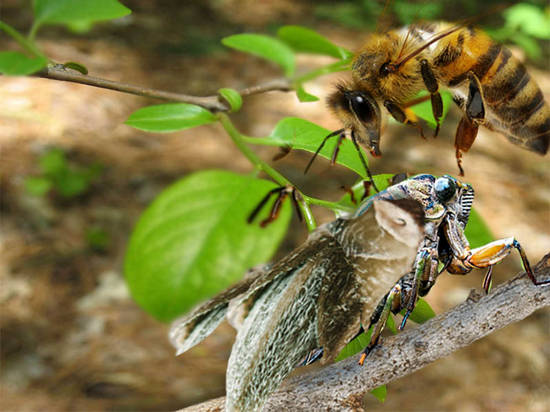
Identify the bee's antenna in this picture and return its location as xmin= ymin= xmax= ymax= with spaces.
xmin=304 ymin=129 xmax=344 ymax=174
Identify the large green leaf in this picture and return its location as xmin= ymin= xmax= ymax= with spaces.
xmin=277 ymin=25 xmax=352 ymax=59
xmin=0 ymin=51 xmax=47 ymax=75
xmin=33 ymin=0 xmax=130 ymax=26
xmin=268 ymin=117 xmax=370 ymax=178
xmin=222 ymin=34 xmax=295 ymax=77
xmin=124 ymin=171 xmax=292 ymax=322
xmin=125 ymin=103 xmax=217 ymax=132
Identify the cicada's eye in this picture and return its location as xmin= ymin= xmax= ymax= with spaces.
xmin=349 ymin=92 xmax=375 ymax=123
xmin=434 ymin=176 xmax=457 ymax=203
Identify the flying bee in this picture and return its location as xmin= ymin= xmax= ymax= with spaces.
xmin=326 ymin=21 xmax=550 ymax=175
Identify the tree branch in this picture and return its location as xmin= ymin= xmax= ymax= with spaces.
xmin=37 ymin=65 xmax=292 ymax=112
xmin=184 ymin=253 xmax=550 ymax=411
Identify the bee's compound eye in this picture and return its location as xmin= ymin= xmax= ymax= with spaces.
xmin=434 ymin=177 xmax=456 ymax=203
xmin=349 ymin=93 xmax=374 ymax=123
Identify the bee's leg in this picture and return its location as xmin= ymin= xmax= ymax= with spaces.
xmin=420 ymin=59 xmax=443 ymax=137
xmin=453 ymin=72 xmax=486 ymax=175
xmin=384 ymin=100 xmax=425 ymax=139
xmin=304 ymin=128 xmax=344 ymax=174
xmin=358 ymin=283 xmax=402 ymax=365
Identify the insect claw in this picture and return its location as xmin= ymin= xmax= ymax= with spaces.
xmin=248 ymin=187 xmax=285 ymax=224
xmin=358 ymin=352 xmax=368 ymax=366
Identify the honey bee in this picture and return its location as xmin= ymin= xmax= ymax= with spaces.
xmin=327 ymin=21 xmax=550 ymax=175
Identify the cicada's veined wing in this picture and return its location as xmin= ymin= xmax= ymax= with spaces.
xmin=225 ymin=199 xmax=425 ymax=411
xmin=169 ymin=264 xmax=269 ymax=355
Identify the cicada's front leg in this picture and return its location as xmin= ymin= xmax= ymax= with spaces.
xmin=443 ymin=216 xmax=549 ymax=292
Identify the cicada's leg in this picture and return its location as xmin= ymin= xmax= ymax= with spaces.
xmin=420 ymin=59 xmax=443 ymax=137
xmin=248 ymin=185 xmax=303 ymax=227
xmin=358 ymin=283 xmax=402 ymax=366
xmin=399 ymin=248 xmax=439 ymax=330
xmin=466 ymin=238 xmax=549 ymax=286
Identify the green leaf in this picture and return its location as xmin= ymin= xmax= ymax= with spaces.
xmin=295 ymin=84 xmax=319 ymax=102
xmin=218 ymin=88 xmax=243 ymax=112
xmin=268 ymin=118 xmax=370 ymax=178
xmin=510 ymin=33 xmax=542 ymax=61
xmin=33 ymin=0 xmax=130 ymax=26
xmin=124 ymin=170 xmax=292 ymax=322
xmin=125 ymin=103 xmax=217 ymax=133
xmin=222 ymin=34 xmax=295 ymax=77
xmin=503 ymin=4 xmax=550 ymax=39
xmin=24 ymin=176 xmax=52 ymax=196
xmin=55 ymin=170 xmax=89 ymax=198
xmin=63 ymin=61 xmax=88 ymax=74
xmin=0 ymin=51 xmax=47 ymax=75
xmin=277 ymin=25 xmax=352 ymax=59
xmin=370 ymin=385 xmax=387 ymax=403
xmin=465 ymin=208 xmax=494 ymax=249
xmin=409 ymin=90 xmax=453 ymax=129
xmin=405 ymin=297 xmax=436 ymax=324
xmin=39 ymin=148 xmax=67 ymax=177
xmin=386 ymin=314 xmax=397 ymax=334
xmin=335 ymin=327 xmax=372 ymax=362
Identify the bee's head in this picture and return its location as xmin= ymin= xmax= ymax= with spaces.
xmin=351 ymin=34 xmax=396 ymax=84
xmin=327 ymin=83 xmax=382 ymax=157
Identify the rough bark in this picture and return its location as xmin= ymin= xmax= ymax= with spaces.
xmin=184 ymin=253 xmax=550 ymax=411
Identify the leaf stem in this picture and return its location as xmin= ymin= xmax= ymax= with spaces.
xmin=0 ymin=20 xmax=45 ymax=58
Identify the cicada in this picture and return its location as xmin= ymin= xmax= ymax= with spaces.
xmin=169 ymin=174 xmax=546 ymax=411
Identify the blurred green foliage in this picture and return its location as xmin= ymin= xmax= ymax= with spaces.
xmin=25 ymin=148 xmax=103 ymax=199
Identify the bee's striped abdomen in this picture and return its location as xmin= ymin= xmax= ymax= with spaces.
xmin=482 ymin=48 xmax=550 ymax=154
xmin=434 ymin=26 xmax=549 ymax=155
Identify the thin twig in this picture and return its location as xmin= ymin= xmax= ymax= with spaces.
xmin=37 ymin=65 xmax=292 ymax=112
xmin=183 ymin=253 xmax=550 ymax=411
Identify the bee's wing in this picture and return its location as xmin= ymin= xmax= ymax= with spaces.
xmin=169 ymin=265 xmax=268 ymax=356
xmin=317 ymin=198 xmax=425 ymax=362
xmin=225 ymin=199 xmax=425 ymax=411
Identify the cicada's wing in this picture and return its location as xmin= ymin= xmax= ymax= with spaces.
xmin=226 ymin=228 xmax=343 ymax=412
xmin=317 ymin=198 xmax=425 ymax=362
xmin=169 ymin=264 xmax=269 ymax=355
xmin=225 ymin=199 xmax=425 ymax=411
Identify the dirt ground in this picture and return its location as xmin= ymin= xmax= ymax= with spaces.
xmin=1 ymin=1 xmax=549 ymax=411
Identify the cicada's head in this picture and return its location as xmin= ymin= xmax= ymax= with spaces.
xmin=433 ymin=175 xmax=474 ymax=226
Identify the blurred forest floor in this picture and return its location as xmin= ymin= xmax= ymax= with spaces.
xmin=1 ymin=1 xmax=549 ymax=411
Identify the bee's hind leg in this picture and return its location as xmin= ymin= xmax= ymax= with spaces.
xmin=453 ymin=72 xmax=486 ymax=176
